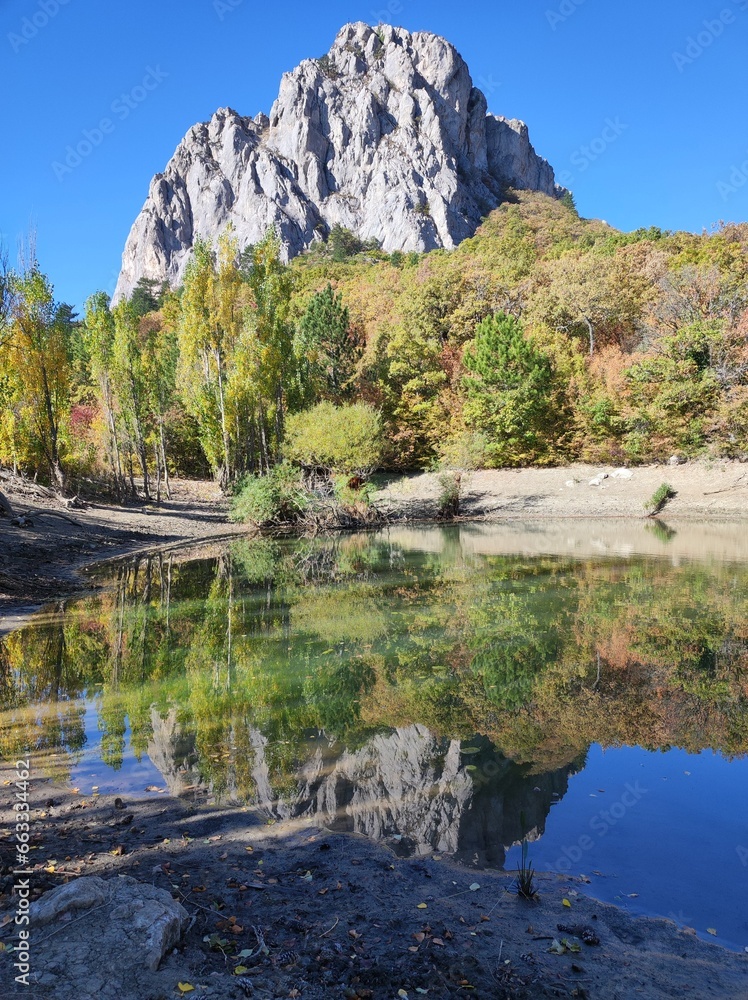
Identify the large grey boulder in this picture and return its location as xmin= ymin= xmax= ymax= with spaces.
xmin=114 ymin=22 xmax=562 ymax=301
xmin=28 ymin=875 xmax=189 ymax=981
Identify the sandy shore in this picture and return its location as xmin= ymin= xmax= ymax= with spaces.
xmin=375 ymin=460 xmax=748 ymax=520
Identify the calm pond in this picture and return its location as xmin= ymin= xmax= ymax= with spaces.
xmin=2 ymin=520 xmax=747 ymax=950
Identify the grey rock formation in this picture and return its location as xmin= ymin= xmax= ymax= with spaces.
xmin=114 ymin=22 xmax=561 ymax=301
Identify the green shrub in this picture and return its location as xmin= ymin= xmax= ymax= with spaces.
xmin=437 ymin=471 xmax=462 ymax=517
xmin=332 ymin=473 xmax=376 ymax=507
xmin=230 ymin=463 xmax=309 ymax=526
xmin=644 ymin=482 xmax=676 ymax=516
xmin=316 ymin=54 xmax=339 ymax=79
xmin=438 ymin=429 xmax=489 ymax=471
xmin=284 ymin=401 xmax=384 ymax=476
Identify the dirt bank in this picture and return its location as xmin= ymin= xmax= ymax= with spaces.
xmin=1 ymin=764 xmax=746 ymax=999
xmin=0 ymin=478 xmax=250 ymax=634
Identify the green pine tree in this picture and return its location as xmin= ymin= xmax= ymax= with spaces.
xmin=296 ymin=283 xmax=361 ymax=403
xmin=462 ymin=312 xmax=554 ymax=466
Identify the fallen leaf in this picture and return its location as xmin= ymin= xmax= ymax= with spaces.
xmin=707 ymin=928 xmax=718 ymax=936
xmin=177 ymin=984 xmax=194 ymax=994
xmin=469 ymin=882 xmax=480 ymax=891
xmin=548 ymin=938 xmax=566 ymax=955
xmin=563 ymin=898 xmax=572 ymax=908
xmin=417 ymin=903 xmax=428 ymax=909
xmin=234 ymin=965 xmax=249 ymax=975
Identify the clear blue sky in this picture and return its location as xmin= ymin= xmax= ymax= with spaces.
xmin=2 ymin=0 xmax=747 ymax=311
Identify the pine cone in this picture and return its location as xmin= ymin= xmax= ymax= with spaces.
xmin=274 ymin=949 xmax=300 ymax=967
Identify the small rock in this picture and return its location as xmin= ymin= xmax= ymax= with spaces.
xmin=610 ymin=468 xmax=633 ymax=480
xmin=668 ymin=455 xmax=686 ymax=466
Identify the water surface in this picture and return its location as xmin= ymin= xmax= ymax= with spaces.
xmin=1 ymin=520 xmax=747 ymax=949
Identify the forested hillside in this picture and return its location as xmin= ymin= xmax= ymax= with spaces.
xmin=2 ymin=191 xmax=747 ymax=496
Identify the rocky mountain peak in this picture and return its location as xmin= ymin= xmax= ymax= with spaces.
xmin=113 ymin=23 xmax=561 ymax=301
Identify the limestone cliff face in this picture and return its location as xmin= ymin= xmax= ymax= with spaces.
xmin=114 ymin=22 xmax=561 ymax=301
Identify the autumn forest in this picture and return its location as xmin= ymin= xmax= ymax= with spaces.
xmin=2 ymin=191 xmax=748 ymax=499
